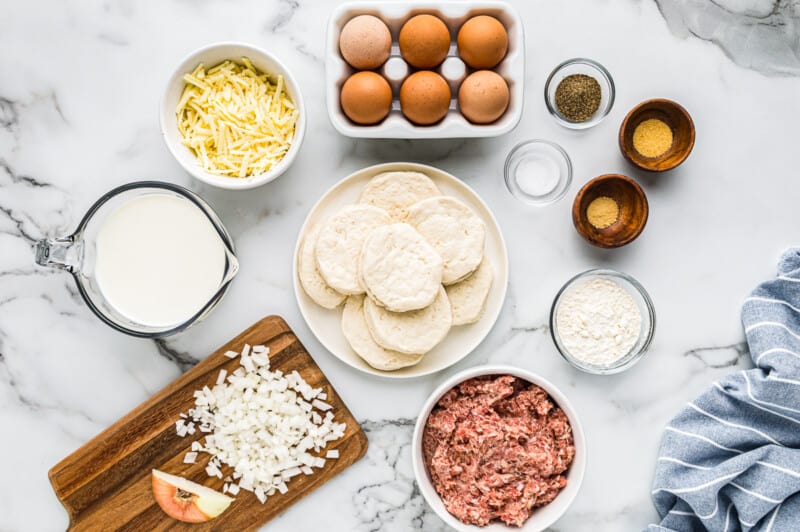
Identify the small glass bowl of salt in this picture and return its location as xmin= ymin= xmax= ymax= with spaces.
xmin=549 ymin=269 xmax=655 ymax=375
xmin=504 ymin=139 xmax=572 ymax=206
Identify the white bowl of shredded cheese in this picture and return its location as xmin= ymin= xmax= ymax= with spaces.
xmin=161 ymin=42 xmax=306 ymax=190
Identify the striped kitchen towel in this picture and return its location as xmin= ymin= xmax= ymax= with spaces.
xmin=648 ymin=249 xmax=800 ymax=532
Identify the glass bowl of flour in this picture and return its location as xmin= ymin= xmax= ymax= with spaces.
xmin=549 ymin=269 xmax=655 ymax=374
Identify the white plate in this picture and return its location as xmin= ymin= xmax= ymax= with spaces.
xmin=326 ymin=2 xmax=524 ymax=138
xmin=293 ymin=162 xmax=508 ymax=378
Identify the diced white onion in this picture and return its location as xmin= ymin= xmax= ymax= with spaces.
xmin=312 ymin=399 xmax=332 ymax=411
xmin=176 ymin=343 xmax=346 ymax=504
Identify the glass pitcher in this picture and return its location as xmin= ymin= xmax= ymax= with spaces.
xmin=34 ymin=181 xmax=239 ymax=338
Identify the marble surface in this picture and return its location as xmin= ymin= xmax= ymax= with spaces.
xmin=2 ymin=0 xmax=800 ymax=530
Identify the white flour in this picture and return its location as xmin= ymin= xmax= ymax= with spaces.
xmin=555 ymin=278 xmax=642 ymax=366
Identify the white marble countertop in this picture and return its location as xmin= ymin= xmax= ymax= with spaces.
xmin=3 ymin=0 xmax=800 ymax=530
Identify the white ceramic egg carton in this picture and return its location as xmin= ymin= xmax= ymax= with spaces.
xmin=326 ymin=1 xmax=525 ymax=139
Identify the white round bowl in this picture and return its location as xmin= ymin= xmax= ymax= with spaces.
xmin=160 ymin=42 xmax=306 ymax=190
xmin=412 ymin=365 xmax=586 ymax=531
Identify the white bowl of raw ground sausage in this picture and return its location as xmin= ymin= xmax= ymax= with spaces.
xmin=412 ymin=365 xmax=586 ymax=531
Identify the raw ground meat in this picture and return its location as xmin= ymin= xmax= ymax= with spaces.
xmin=422 ymin=375 xmax=576 ymax=527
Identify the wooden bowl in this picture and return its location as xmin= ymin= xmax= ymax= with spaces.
xmin=619 ymin=99 xmax=695 ymax=172
xmin=572 ymin=174 xmax=648 ymax=248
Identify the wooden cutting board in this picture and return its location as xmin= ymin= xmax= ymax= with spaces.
xmin=49 ymin=316 xmax=368 ymax=531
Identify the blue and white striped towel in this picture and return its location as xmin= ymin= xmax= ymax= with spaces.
xmin=648 ymin=249 xmax=800 ymax=531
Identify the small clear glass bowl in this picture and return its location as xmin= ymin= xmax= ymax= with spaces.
xmin=550 ymin=269 xmax=655 ymax=375
xmin=504 ymin=140 xmax=572 ymax=206
xmin=544 ymin=58 xmax=615 ymax=130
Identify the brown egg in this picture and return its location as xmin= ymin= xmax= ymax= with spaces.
xmin=340 ymin=72 xmax=393 ymax=125
xmin=398 ymin=14 xmax=451 ymax=69
xmin=457 ymin=15 xmax=508 ymax=69
xmin=399 ymin=71 xmax=451 ymax=125
xmin=339 ymin=15 xmax=392 ymax=70
xmin=458 ymin=70 xmax=509 ymax=124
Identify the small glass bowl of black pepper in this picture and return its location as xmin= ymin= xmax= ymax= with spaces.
xmin=545 ymin=58 xmax=615 ymax=130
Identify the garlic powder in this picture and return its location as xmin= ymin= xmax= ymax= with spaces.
xmin=555 ymin=278 xmax=641 ymax=366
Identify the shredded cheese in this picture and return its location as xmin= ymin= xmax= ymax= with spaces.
xmin=176 ymin=58 xmax=298 ymax=178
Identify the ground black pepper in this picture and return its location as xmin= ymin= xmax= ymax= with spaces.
xmin=554 ymin=74 xmax=601 ymax=122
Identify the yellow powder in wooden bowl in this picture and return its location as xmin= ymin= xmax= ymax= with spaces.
xmin=633 ymin=118 xmax=673 ymax=158
xmin=586 ymin=196 xmax=619 ymax=229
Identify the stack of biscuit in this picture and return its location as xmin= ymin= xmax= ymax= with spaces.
xmin=298 ymin=172 xmax=493 ymax=371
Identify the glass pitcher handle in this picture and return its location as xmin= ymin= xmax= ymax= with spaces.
xmin=35 ymin=236 xmax=82 ymax=273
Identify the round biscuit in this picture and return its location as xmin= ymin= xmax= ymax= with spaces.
xmin=360 ymin=223 xmax=443 ymax=312
xmin=445 ymin=259 xmax=494 ymax=325
xmin=315 ymin=205 xmax=390 ymax=295
xmin=363 ymin=286 xmax=452 ymax=355
xmin=406 ymin=196 xmax=486 ymax=285
xmin=342 ymin=295 xmax=423 ymax=371
xmin=298 ymin=225 xmax=346 ymax=309
xmin=358 ymin=171 xmax=441 ymax=220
